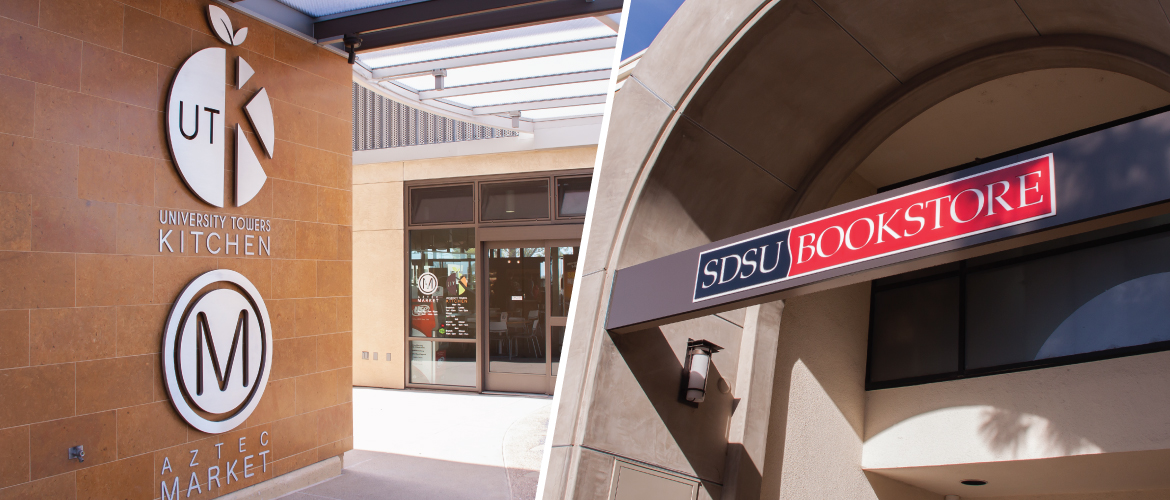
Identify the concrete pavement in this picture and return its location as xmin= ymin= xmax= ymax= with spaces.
xmin=277 ymin=388 xmax=552 ymax=500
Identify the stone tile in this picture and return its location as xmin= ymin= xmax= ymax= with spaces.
xmin=0 ymin=426 xmax=29 ymax=489
xmin=271 ymin=336 xmax=315 ymax=380
xmin=0 ymin=75 xmax=34 ymax=136
xmin=353 ymin=161 xmax=404 ymax=185
xmin=76 ymin=453 xmax=153 ymax=500
xmin=31 ymin=196 xmax=117 ymax=253
xmin=115 ymin=402 xmax=186 ymax=457
xmin=29 ymin=411 xmax=116 ymax=479
xmin=245 ymin=377 xmax=295 ymax=427
xmin=0 ymin=251 xmax=75 ymax=309
xmin=316 ymin=260 xmax=350 ymax=298
xmin=0 ymin=0 xmax=38 ymax=24
xmin=315 ymin=435 xmax=351 ymax=461
xmin=272 ymin=448 xmax=315 ymax=477
xmin=266 ymin=140 xmax=298 ymax=181
xmin=317 ymin=113 xmax=351 ymax=155
xmin=75 ymin=355 xmax=154 ymax=414
xmin=294 ymin=297 xmax=335 ymax=337
xmin=0 ymin=16 xmax=83 ymax=90
xmin=78 ymin=148 xmax=158 ymax=205
xmin=266 ymin=298 xmax=295 ymax=339
xmin=296 ymin=145 xmax=350 ymax=190
xmin=151 ymin=254 xmax=218 ymax=304
xmin=0 ymin=310 xmax=29 ymax=369
xmin=272 ymin=99 xmax=316 ymax=147
xmin=0 ymin=133 xmax=80 ymax=199
xmin=217 ymin=257 xmax=272 ymax=297
xmin=317 ymin=187 xmax=351 ymax=226
xmin=267 ymin=218 xmax=296 ymax=259
xmin=0 ymin=473 xmax=76 ymax=500
xmin=316 ymin=333 xmax=350 ymax=371
xmin=271 ymin=259 xmax=315 ymax=299
xmin=116 ymin=304 xmax=168 ymax=356
xmin=76 ymin=254 xmax=153 ymax=307
xmin=353 ymin=182 xmax=403 ymax=231
xmin=40 ymin=0 xmax=125 ymax=50
xmin=158 ymin=0 xmax=212 ymax=36
xmin=29 ymin=307 xmax=117 ymax=365
xmin=122 ymin=5 xmax=191 ymax=68
xmin=0 ymin=192 xmax=32 ymax=251
xmin=336 ymin=225 xmax=352 ymax=262
xmin=295 ymin=369 xmax=343 ymax=414
xmin=271 ymin=411 xmax=316 ymax=460
xmin=334 ymin=296 xmax=352 ymax=334
xmin=34 ymin=85 xmax=166 ymax=160
xmin=295 ymin=222 xmax=337 ymax=260
xmin=115 ymin=203 xmax=164 ymax=255
xmin=116 ymin=0 xmax=160 ymax=15
xmin=271 ymin=180 xmax=317 ymax=222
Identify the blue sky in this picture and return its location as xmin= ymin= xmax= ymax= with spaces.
xmin=621 ymin=0 xmax=686 ymax=60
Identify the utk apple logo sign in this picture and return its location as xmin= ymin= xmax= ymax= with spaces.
xmin=166 ymin=6 xmax=273 ymax=208
xmin=163 ymin=270 xmax=273 ymax=434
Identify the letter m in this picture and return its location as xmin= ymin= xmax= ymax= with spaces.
xmin=162 ymin=478 xmax=180 ymax=500
xmin=194 ymin=310 xmax=250 ymax=395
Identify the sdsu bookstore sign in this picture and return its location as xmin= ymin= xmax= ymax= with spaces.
xmin=694 ymin=155 xmax=1057 ymax=301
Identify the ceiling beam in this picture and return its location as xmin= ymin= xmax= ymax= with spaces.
xmin=472 ymin=94 xmax=606 ymax=115
xmin=369 ymin=36 xmax=615 ymax=80
xmin=316 ymin=0 xmax=544 ymax=40
xmin=322 ymin=0 xmax=623 ymax=51
xmin=418 ymin=69 xmax=609 ymax=99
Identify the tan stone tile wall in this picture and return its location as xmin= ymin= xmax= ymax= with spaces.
xmin=0 ymin=0 xmax=353 ymax=498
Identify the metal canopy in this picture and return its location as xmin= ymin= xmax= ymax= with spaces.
xmin=369 ymin=36 xmax=616 ymax=80
xmin=315 ymin=0 xmax=623 ymax=50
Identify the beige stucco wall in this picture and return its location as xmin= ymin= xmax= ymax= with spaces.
xmin=351 ymin=146 xmax=597 ymax=389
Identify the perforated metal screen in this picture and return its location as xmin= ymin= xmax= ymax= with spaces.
xmin=352 ymin=83 xmax=518 ymax=151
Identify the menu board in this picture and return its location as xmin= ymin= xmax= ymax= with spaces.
xmin=443 ymin=296 xmax=473 ymax=336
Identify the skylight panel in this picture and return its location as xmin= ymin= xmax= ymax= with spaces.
xmin=522 ymin=104 xmax=607 ymax=120
xmin=358 ymin=18 xmax=614 ymax=68
xmin=445 ymin=81 xmax=610 ymax=107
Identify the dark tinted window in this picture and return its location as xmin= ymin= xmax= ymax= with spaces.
xmin=410 ymin=185 xmax=473 ymax=224
xmin=557 ymin=176 xmax=592 ymax=217
xmin=481 ymin=180 xmax=549 ymax=221
xmin=870 ymin=277 xmax=960 ymax=382
xmin=868 ymin=217 xmax=1170 ymax=388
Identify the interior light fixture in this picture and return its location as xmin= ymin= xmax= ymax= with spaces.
xmin=505 ymin=189 xmax=516 ymax=213
xmin=960 ymin=480 xmax=987 ymax=486
xmin=683 ymin=339 xmax=722 ymax=404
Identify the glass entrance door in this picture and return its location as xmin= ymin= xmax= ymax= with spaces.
xmin=484 ymin=242 xmax=578 ymax=394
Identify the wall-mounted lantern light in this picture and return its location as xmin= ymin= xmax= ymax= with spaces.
xmin=684 ymin=339 xmax=722 ymax=404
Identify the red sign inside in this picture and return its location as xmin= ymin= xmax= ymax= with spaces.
xmin=787 ymin=154 xmax=1056 ymax=277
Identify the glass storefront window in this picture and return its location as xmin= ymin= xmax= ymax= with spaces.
xmin=551 ymin=247 xmax=578 ymax=317
xmin=551 ymin=326 xmax=565 ymax=376
xmin=487 ymin=247 xmax=546 ymax=374
xmin=556 ymin=177 xmax=591 ymax=218
xmin=409 ymin=228 xmax=476 ymax=339
xmin=409 ymin=341 xmax=476 ymax=387
xmin=410 ymin=185 xmax=473 ymax=224
xmin=481 ymin=180 xmax=549 ymax=221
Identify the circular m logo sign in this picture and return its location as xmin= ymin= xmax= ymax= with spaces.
xmin=162 ymin=270 xmax=273 ymax=434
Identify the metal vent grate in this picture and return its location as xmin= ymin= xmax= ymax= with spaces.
xmin=352 ymin=83 xmax=518 ymax=151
